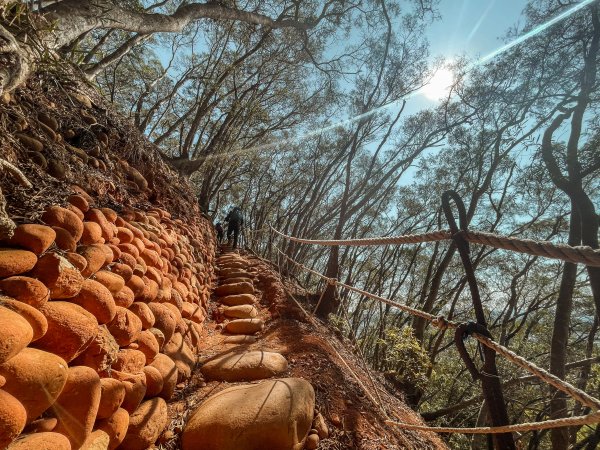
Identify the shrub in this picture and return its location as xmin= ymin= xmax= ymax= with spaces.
xmin=380 ymin=326 xmax=431 ymax=396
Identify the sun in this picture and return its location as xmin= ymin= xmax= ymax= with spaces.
xmin=422 ymin=67 xmax=455 ymax=101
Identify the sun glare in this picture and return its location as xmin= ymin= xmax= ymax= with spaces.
xmin=422 ymin=67 xmax=455 ymax=101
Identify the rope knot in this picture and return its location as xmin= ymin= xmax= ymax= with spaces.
xmin=432 ymin=316 xmax=449 ymax=330
xmin=326 ymin=277 xmax=338 ymax=286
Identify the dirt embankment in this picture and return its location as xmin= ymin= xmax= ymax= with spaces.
xmin=250 ymin=256 xmax=448 ymax=450
xmin=1 ymin=71 xmax=200 ymax=223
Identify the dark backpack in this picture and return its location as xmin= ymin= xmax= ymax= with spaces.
xmin=228 ymin=208 xmax=242 ymax=224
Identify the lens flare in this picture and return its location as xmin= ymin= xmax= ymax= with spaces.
xmin=204 ymin=0 xmax=597 ymax=160
xmin=467 ymin=0 xmax=495 ymax=42
xmin=477 ymin=0 xmax=596 ymax=65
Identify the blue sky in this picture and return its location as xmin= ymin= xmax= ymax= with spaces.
xmin=428 ymin=0 xmax=528 ymax=59
xmin=396 ymin=0 xmax=530 ymax=183
xmin=156 ymin=1 xmax=532 ymax=112
xmin=153 ymin=0 xmax=558 ymax=157
xmin=410 ymin=0 xmax=529 ymax=111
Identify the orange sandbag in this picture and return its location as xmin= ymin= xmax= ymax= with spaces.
xmin=51 ymin=366 xmax=101 ymax=449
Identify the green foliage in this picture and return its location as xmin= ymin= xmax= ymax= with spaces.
xmin=587 ymin=364 xmax=600 ymax=395
xmin=574 ymin=365 xmax=600 ymax=443
xmin=379 ymin=326 xmax=431 ymax=393
xmin=328 ymin=313 xmax=350 ymax=336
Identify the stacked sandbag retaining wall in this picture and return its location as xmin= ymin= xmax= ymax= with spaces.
xmin=0 ymin=189 xmax=215 ymax=450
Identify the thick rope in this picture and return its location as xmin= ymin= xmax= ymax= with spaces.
xmin=386 ymin=411 xmax=600 ymax=434
xmin=471 ymin=333 xmax=600 ymax=410
xmin=264 ymin=237 xmax=600 ymax=434
xmin=274 ymin=248 xmax=600 ymax=431
xmin=276 ymin=249 xmax=454 ymax=329
xmin=421 ymin=357 xmax=600 ymax=421
xmin=464 ymin=230 xmax=600 ymax=267
xmin=270 ymin=225 xmax=600 ymax=267
xmin=271 ymin=225 xmax=451 ymax=246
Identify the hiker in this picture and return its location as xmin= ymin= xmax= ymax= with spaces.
xmin=215 ymin=222 xmax=224 ymax=243
xmin=225 ymin=206 xmax=244 ymax=249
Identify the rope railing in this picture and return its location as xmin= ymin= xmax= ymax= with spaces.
xmin=270 ymin=226 xmax=452 ymax=246
xmin=385 ymin=412 xmax=600 ymax=434
xmin=276 ymin=249 xmax=450 ymax=328
xmin=272 ymin=246 xmax=600 ymax=434
xmin=250 ymin=190 xmax=600 ymax=439
xmin=270 ymin=225 xmax=600 ymax=267
xmin=471 ymin=333 xmax=600 ymax=410
xmin=275 ymin=249 xmax=600 ymax=410
xmin=268 ymin=248 xmax=392 ymax=420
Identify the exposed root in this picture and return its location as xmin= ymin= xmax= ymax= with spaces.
xmin=0 ymin=157 xmax=31 ymax=239
xmin=0 ymin=22 xmax=30 ymax=94
xmin=0 ymin=158 xmax=33 ymax=188
xmin=0 ymin=185 xmax=15 ymax=239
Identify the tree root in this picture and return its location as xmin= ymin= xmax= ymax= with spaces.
xmin=0 ymin=158 xmax=32 ymax=240
xmin=0 ymin=22 xmax=30 ymax=94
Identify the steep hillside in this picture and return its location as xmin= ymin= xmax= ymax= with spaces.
xmin=0 ymin=71 xmax=201 ymax=221
xmin=0 ymin=71 xmax=445 ymax=449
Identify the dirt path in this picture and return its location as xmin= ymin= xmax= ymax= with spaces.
xmin=160 ymin=246 xmax=447 ymax=450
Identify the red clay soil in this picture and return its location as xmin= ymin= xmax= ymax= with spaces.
xmin=160 ymin=249 xmax=447 ymax=450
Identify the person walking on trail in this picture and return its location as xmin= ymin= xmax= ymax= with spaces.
xmin=215 ymin=222 xmax=224 ymax=244
xmin=225 ymin=206 xmax=243 ymax=249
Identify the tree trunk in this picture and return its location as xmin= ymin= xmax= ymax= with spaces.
xmin=0 ymin=159 xmax=32 ymax=238
xmin=550 ymin=203 xmax=580 ymax=450
xmin=413 ymin=244 xmax=456 ymax=342
xmin=453 ymin=229 xmax=515 ymax=450
xmin=0 ymin=185 xmax=15 ymax=239
xmin=471 ymin=401 xmax=493 ymax=450
xmin=41 ymin=0 xmax=311 ymax=48
xmin=316 ymin=238 xmax=341 ymax=319
xmin=167 ymin=156 xmax=204 ymax=177
xmin=84 ymin=33 xmax=151 ymax=80
xmin=0 ymin=0 xmax=315 ymax=93
xmin=570 ymin=317 xmax=599 ymax=445
xmin=197 ymin=171 xmax=214 ymax=214
xmin=314 ymin=130 xmax=358 ymax=319
xmin=573 ymin=190 xmax=600 ymax=315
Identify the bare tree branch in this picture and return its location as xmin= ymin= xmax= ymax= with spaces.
xmin=42 ymin=0 xmax=320 ymax=49
xmin=84 ymin=32 xmax=152 ymax=80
